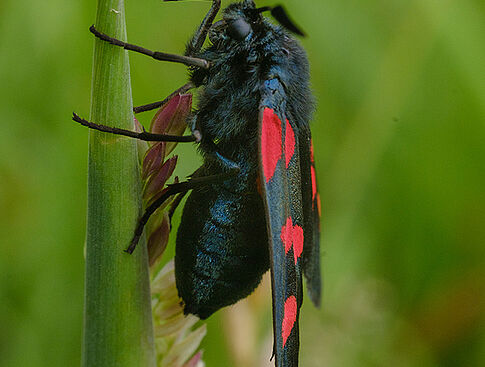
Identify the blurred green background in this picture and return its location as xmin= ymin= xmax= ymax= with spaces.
xmin=0 ymin=0 xmax=484 ymax=366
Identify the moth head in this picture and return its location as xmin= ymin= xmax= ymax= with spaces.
xmin=227 ymin=18 xmax=252 ymax=41
xmin=209 ymin=2 xmax=305 ymax=45
xmin=208 ymin=1 xmax=259 ymax=44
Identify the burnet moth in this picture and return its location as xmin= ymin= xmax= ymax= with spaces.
xmin=73 ymin=1 xmax=321 ymax=365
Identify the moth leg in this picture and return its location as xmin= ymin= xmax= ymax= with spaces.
xmin=89 ymin=25 xmax=209 ymax=69
xmin=186 ymin=0 xmax=221 ymax=56
xmin=168 ymin=191 xmax=188 ymax=225
xmin=72 ymin=113 xmax=196 ymax=143
xmin=133 ymin=82 xmax=194 ymax=114
xmin=127 ymin=157 xmax=240 ymax=254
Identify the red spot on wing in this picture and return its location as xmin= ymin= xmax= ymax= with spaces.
xmin=281 ymin=217 xmax=304 ymax=265
xmin=310 ymin=139 xmax=315 ymax=163
xmin=281 ymin=217 xmax=293 ymax=254
xmin=282 ymin=295 xmax=297 ymax=347
xmin=292 ymin=226 xmax=304 ymax=263
xmin=311 ymin=165 xmax=317 ymax=202
xmin=316 ymin=193 xmax=322 ymax=218
xmin=261 ymin=108 xmax=282 ymax=183
xmin=285 ymin=120 xmax=295 ymax=168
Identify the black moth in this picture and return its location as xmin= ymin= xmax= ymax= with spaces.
xmin=74 ymin=1 xmax=321 ymax=366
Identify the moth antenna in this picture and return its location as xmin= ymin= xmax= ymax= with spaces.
xmin=256 ymin=6 xmax=271 ymax=13
xmin=256 ymin=5 xmax=306 ymax=37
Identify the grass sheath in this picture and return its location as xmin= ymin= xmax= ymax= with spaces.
xmin=82 ymin=1 xmax=156 ymax=366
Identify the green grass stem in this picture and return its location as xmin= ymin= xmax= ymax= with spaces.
xmin=82 ymin=1 xmax=156 ymax=366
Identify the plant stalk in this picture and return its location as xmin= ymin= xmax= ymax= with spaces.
xmin=82 ymin=1 xmax=156 ymax=366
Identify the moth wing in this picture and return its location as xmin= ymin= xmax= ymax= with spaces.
xmin=258 ymin=79 xmax=304 ymax=366
xmin=299 ymin=127 xmax=322 ymax=307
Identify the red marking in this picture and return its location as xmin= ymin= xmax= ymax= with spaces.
xmin=316 ymin=193 xmax=322 ymax=218
xmin=310 ymin=139 xmax=315 ymax=163
xmin=282 ymin=295 xmax=297 ymax=347
xmin=281 ymin=217 xmax=304 ymax=265
xmin=261 ymin=108 xmax=282 ymax=183
xmin=285 ymin=120 xmax=295 ymax=168
xmin=311 ymin=166 xmax=317 ymax=202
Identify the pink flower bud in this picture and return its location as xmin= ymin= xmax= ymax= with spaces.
xmin=150 ymin=93 xmax=192 ymax=155
xmin=142 ymin=142 xmax=166 ymax=180
xmin=150 ymin=93 xmax=192 ymax=136
xmin=147 ymin=211 xmax=171 ymax=266
xmin=183 ymin=351 xmax=204 ymax=367
xmin=144 ymin=156 xmax=178 ymax=205
xmin=140 ymin=94 xmax=192 ymax=269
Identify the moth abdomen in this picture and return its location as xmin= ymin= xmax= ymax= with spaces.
xmin=175 ymin=179 xmax=269 ymax=319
